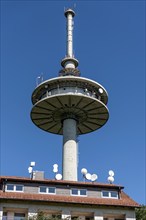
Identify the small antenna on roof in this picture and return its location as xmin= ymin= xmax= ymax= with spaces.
xmin=36 ymin=73 xmax=43 ymax=86
xmin=53 ymin=164 xmax=62 ymax=180
xmin=55 ymin=173 xmax=62 ymax=180
xmin=91 ymin=174 xmax=98 ymax=182
xmin=81 ymin=168 xmax=87 ymax=182
xmin=28 ymin=161 xmax=35 ymax=179
xmin=107 ymin=170 xmax=115 ymax=184
xmin=53 ymin=164 xmax=58 ymax=173
xmin=74 ymin=3 xmax=76 ymax=9
xmin=85 ymin=173 xmax=92 ymax=181
xmin=81 ymin=168 xmax=98 ymax=182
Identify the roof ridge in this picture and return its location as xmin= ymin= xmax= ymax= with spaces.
xmin=0 ymin=191 xmax=140 ymax=208
xmin=0 ymin=176 xmax=124 ymax=188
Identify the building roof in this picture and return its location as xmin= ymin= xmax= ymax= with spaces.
xmin=0 ymin=176 xmax=139 ymax=208
xmin=0 ymin=176 xmax=124 ymax=189
xmin=0 ymin=191 xmax=139 ymax=208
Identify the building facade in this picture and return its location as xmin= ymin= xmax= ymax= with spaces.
xmin=0 ymin=174 xmax=139 ymax=220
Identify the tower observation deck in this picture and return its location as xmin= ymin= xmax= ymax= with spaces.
xmin=31 ymin=9 xmax=109 ymax=181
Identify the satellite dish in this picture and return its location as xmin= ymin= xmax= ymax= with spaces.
xmin=30 ymin=162 xmax=35 ymax=167
xmin=81 ymin=168 xmax=87 ymax=175
xmin=53 ymin=164 xmax=58 ymax=173
xmin=108 ymin=176 xmax=114 ymax=184
xmin=91 ymin=174 xmax=98 ymax=182
xmin=44 ymin=84 xmax=48 ymax=88
xmin=98 ymin=88 xmax=103 ymax=94
xmin=55 ymin=173 xmax=62 ymax=180
xmin=109 ymin=170 xmax=114 ymax=177
xmin=85 ymin=173 xmax=91 ymax=180
xmin=28 ymin=166 xmax=33 ymax=174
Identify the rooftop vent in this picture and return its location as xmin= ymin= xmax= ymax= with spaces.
xmin=32 ymin=171 xmax=44 ymax=180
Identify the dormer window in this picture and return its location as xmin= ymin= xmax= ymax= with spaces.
xmin=102 ymin=191 xmax=118 ymax=199
xmin=39 ymin=186 xmax=56 ymax=194
xmin=6 ymin=184 xmax=24 ymax=192
xmin=71 ymin=188 xmax=87 ymax=196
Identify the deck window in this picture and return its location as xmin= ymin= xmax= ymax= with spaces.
xmin=71 ymin=188 xmax=87 ymax=196
xmin=6 ymin=184 xmax=23 ymax=192
xmin=71 ymin=189 xmax=78 ymax=195
xmin=80 ymin=189 xmax=87 ymax=195
xmin=102 ymin=191 xmax=118 ymax=199
xmin=39 ymin=186 xmax=56 ymax=194
xmin=111 ymin=191 xmax=118 ymax=198
xmin=39 ymin=186 xmax=47 ymax=193
xmin=48 ymin=187 xmax=56 ymax=194
xmin=6 ymin=184 xmax=14 ymax=191
xmin=16 ymin=185 xmax=23 ymax=191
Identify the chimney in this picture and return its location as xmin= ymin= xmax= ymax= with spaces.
xmin=32 ymin=171 xmax=44 ymax=180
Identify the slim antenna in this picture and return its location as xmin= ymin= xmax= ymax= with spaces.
xmin=107 ymin=170 xmax=115 ymax=184
xmin=53 ymin=164 xmax=62 ymax=180
xmin=53 ymin=164 xmax=58 ymax=173
xmin=66 ymin=9 xmax=74 ymax=58
xmin=28 ymin=161 xmax=35 ymax=179
xmin=85 ymin=173 xmax=91 ymax=181
xmin=36 ymin=73 xmax=43 ymax=86
xmin=61 ymin=8 xmax=79 ymax=69
xmin=81 ymin=168 xmax=98 ymax=182
xmin=81 ymin=168 xmax=87 ymax=182
xmin=55 ymin=173 xmax=62 ymax=180
xmin=91 ymin=174 xmax=98 ymax=182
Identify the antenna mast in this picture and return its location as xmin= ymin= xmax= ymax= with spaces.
xmin=61 ymin=9 xmax=79 ymax=70
xmin=31 ymin=8 xmax=109 ymax=181
xmin=66 ymin=9 xmax=74 ymax=58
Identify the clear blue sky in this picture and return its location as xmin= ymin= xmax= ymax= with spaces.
xmin=1 ymin=0 xmax=145 ymax=205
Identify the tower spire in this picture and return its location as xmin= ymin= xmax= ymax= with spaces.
xmin=65 ymin=9 xmax=74 ymax=58
xmin=31 ymin=9 xmax=109 ymax=181
xmin=61 ymin=8 xmax=79 ymax=71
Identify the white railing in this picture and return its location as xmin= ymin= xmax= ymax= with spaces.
xmin=40 ymin=87 xmax=99 ymax=101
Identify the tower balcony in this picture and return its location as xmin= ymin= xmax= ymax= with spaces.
xmin=31 ymin=76 xmax=109 ymax=135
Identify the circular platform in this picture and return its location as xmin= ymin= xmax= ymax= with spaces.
xmin=31 ymin=76 xmax=108 ymax=105
xmin=31 ymin=93 xmax=109 ymax=135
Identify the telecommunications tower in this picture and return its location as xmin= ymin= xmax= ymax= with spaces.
xmin=31 ymin=9 xmax=109 ymax=181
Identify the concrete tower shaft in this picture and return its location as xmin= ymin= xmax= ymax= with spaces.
xmin=63 ymin=118 xmax=77 ymax=180
xmin=31 ymin=8 xmax=109 ymax=181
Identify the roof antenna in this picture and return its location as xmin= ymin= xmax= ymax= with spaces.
xmin=36 ymin=73 xmax=43 ymax=86
xmin=107 ymin=170 xmax=115 ymax=184
xmin=61 ymin=7 xmax=79 ymax=70
xmin=81 ymin=168 xmax=98 ymax=182
xmin=28 ymin=162 xmax=35 ymax=179
xmin=74 ymin=3 xmax=76 ymax=9
xmin=53 ymin=164 xmax=62 ymax=180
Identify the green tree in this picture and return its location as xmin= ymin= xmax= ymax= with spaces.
xmin=34 ymin=212 xmax=71 ymax=220
xmin=136 ymin=205 xmax=146 ymax=220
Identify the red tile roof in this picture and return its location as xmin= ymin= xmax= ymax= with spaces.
xmin=0 ymin=191 xmax=139 ymax=208
xmin=0 ymin=176 xmax=139 ymax=208
xmin=0 ymin=176 xmax=124 ymax=189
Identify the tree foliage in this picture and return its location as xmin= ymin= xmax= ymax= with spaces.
xmin=136 ymin=205 xmax=146 ymax=220
xmin=33 ymin=212 xmax=71 ymax=220
xmin=31 ymin=208 xmax=146 ymax=220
